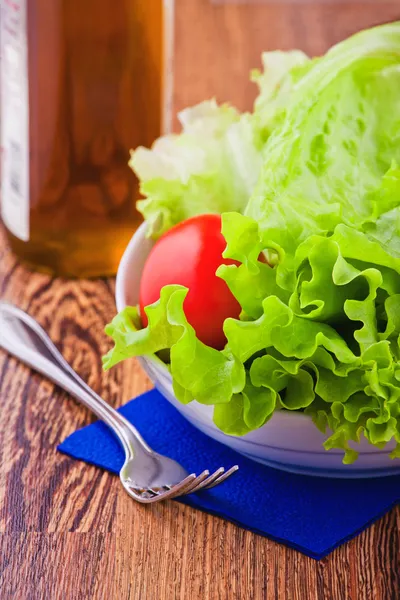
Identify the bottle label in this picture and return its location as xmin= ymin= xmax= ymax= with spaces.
xmin=1 ymin=0 xmax=30 ymax=241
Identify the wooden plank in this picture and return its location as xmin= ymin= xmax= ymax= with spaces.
xmin=0 ymin=533 xmax=116 ymax=600
xmin=173 ymin=0 xmax=400 ymax=118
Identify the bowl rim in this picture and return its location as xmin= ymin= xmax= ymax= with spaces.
xmin=116 ymin=221 xmax=176 ymax=378
xmin=116 ymin=221 xmax=149 ymax=313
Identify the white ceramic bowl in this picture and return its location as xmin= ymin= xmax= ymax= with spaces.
xmin=116 ymin=223 xmax=400 ymax=478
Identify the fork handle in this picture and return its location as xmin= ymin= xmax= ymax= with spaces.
xmin=0 ymin=302 xmax=152 ymax=460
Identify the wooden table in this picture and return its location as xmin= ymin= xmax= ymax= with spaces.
xmin=1 ymin=2 xmax=400 ymax=598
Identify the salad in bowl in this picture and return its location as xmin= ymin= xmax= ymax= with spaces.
xmin=104 ymin=23 xmax=400 ymax=477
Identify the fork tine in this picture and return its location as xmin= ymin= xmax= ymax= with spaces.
xmin=152 ymin=473 xmax=198 ymax=500
xmin=181 ymin=470 xmax=210 ymax=496
xmin=169 ymin=470 xmax=210 ymax=499
xmin=202 ymin=465 xmax=239 ymax=490
xmin=125 ymin=473 xmax=197 ymax=504
xmin=188 ymin=467 xmax=225 ymax=494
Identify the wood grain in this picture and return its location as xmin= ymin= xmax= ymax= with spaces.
xmin=172 ymin=0 xmax=400 ymax=119
xmin=1 ymin=2 xmax=400 ymax=599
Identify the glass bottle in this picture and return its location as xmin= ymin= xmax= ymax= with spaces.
xmin=1 ymin=0 xmax=169 ymax=277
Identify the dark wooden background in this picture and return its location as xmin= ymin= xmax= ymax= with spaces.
xmin=1 ymin=1 xmax=400 ymax=598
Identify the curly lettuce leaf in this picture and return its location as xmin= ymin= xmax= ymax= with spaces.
xmin=252 ymin=50 xmax=311 ymax=142
xmin=218 ymin=213 xmax=400 ymax=460
xmin=129 ymin=50 xmax=311 ymax=239
xmin=246 ymin=24 xmax=400 ymax=261
xmin=103 ymin=285 xmax=245 ymax=406
xmin=129 ymin=100 xmax=262 ymax=238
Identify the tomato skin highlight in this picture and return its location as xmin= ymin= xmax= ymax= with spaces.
xmin=139 ymin=214 xmax=241 ymax=350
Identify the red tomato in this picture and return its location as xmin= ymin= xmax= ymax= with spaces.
xmin=139 ymin=214 xmax=241 ymax=350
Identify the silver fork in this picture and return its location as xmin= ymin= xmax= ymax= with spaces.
xmin=0 ymin=302 xmax=238 ymax=503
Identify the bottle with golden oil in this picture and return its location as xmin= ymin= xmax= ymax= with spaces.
xmin=1 ymin=0 xmax=172 ymax=277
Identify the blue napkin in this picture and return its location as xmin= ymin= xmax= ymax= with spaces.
xmin=58 ymin=389 xmax=400 ymax=560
